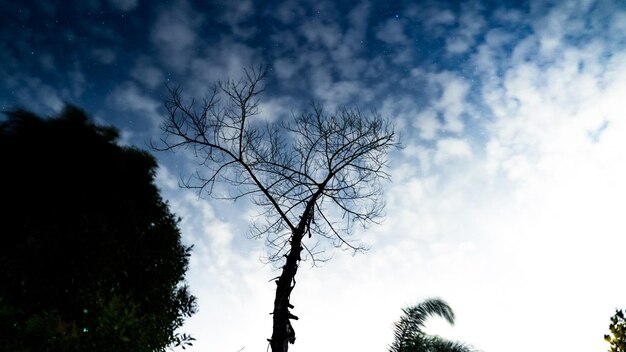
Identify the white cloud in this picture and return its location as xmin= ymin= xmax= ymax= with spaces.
xmin=163 ymin=2 xmax=626 ymax=352
xmin=155 ymin=164 xmax=278 ymax=351
xmin=466 ymin=4 xmax=626 ymax=351
xmin=214 ymin=0 xmax=256 ymax=38
xmin=131 ymin=57 xmax=165 ymax=89
xmin=409 ymin=70 xmax=471 ymax=137
xmin=107 ymin=81 xmax=161 ymax=126
xmin=151 ymin=0 xmax=202 ymax=70
xmin=313 ymin=79 xmax=372 ymax=107
xmin=445 ymin=2 xmax=486 ymax=54
xmin=155 ymin=165 xmax=179 ymax=191
xmin=378 ymin=95 xmax=420 ymax=133
xmin=472 ymin=27 xmax=513 ymax=76
xmin=273 ymin=58 xmax=300 ymax=80
xmin=375 ymin=19 xmax=409 ymax=44
xmin=405 ymin=3 xmax=455 ymax=32
xmin=348 ymin=1 xmax=371 ymax=31
xmin=267 ymin=3 xmax=374 ymax=96
xmin=413 ymin=109 xmax=441 ymax=140
xmin=435 ymin=76 xmax=469 ymax=133
xmin=257 ymin=96 xmax=294 ymax=123
xmin=612 ymin=10 xmax=626 ymax=31
xmin=434 ymin=138 xmax=473 ymax=164
xmin=300 ymin=20 xmax=342 ymax=48
xmin=446 ymin=37 xmax=471 ymax=54
xmin=68 ymin=64 xmax=86 ymax=98
xmin=14 ymin=76 xmax=64 ymax=113
xmin=187 ymin=40 xmax=256 ymax=95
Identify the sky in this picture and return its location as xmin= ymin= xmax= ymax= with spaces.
xmin=2 ymin=0 xmax=626 ymax=351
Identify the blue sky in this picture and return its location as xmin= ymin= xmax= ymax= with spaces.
xmin=3 ymin=0 xmax=626 ymax=351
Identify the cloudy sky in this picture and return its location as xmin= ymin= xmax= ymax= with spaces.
xmin=2 ymin=0 xmax=626 ymax=351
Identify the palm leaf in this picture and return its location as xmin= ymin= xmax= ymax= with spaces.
xmin=389 ymin=298 xmax=468 ymax=352
xmin=424 ymin=336 xmax=474 ymax=352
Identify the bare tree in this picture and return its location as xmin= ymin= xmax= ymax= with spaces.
xmin=153 ymin=66 xmax=397 ymax=352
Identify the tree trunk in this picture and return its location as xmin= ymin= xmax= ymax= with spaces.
xmin=270 ymin=230 xmax=303 ymax=352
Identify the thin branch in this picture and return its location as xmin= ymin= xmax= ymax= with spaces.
xmin=154 ymin=67 xmax=397 ymax=263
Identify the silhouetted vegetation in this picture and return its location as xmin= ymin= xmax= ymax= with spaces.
xmin=390 ymin=298 xmax=475 ymax=352
xmin=0 ymin=106 xmax=196 ymax=351
xmin=605 ymin=309 xmax=626 ymax=352
xmin=154 ymin=66 xmax=397 ymax=352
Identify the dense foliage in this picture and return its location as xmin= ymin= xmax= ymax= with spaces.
xmin=0 ymin=107 xmax=196 ymax=351
xmin=605 ymin=309 xmax=626 ymax=352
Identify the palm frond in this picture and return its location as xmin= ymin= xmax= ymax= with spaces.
xmin=424 ymin=336 xmax=474 ymax=352
xmin=389 ymin=298 xmax=466 ymax=352
xmin=406 ymin=298 xmax=455 ymax=328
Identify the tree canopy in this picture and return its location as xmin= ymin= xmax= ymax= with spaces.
xmin=0 ymin=106 xmax=196 ymax=351
xmin=605 ymin=309 xmax=626 ymax=352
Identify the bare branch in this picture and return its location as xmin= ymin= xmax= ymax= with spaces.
xmin=154 ymin=67 xmax=398 ymax=352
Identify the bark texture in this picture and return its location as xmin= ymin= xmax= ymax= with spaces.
xmin=270 ymin=234 xmax=302 ymax=352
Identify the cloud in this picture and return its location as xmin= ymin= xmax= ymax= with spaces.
xmin=413 ymin=110 xmax=441 ymax=140
xmin=445 ymin=2 xmax=486 ymax=54
xmin=409 ymin=70 xmax=471 ymax=137
xmin=300 ymin=20 xmax=342 ymax=48
xmin=272 ymin=0 xmax=306 ymax=24
xmin=67 ymin=64 xmax=86 ymax=98
xmin=348 ymin=1 xmax=371 ymax=31
xmin=9 ymin=2 xmax=626 ymax=352
xmin=273 ymin=3 xmax=626 ymax=352
xmin=273 ymin=58 xmax=301 ymax=80
xmin=213 ymin=0 xmax=256 ymax=38
xmin=130 ymin=57 xmax=165 ymax=89
xmin=107 ymin=81 xmax=161 ymax=126
xmin=434 ymin=138 xmax=473 ymax=164
xmin=405 ymin=2 xmax=455 ymax=35
xmin=39 ymin=54 xmax=56 ymax=71
xmin=9 ymin=76 xmax=64 ymax=113
xmin=91 ymin=47 xmax=117 ymax=64
xmin=375 ymin=19 xmax=409 ymax=44
xmin=151 ymin=0 xmax=202 ymax=70
xmin=472 ymin=27 xmax=514 ymax=76
xmin=462 ymin=4 xmax=626 ymax=350
xmin=107 ymin=0 xmax=138 ymax=11
xmin=155 ymin=164 xmax=277 ymax=351
xmin=484 ymin=37 xmax=619 ymax=183
xmin=373 ymin=18 xmax=414 ymax=64
xmin=312 ymin=78 xmax=373 ymax=107
xmin=153 ymin=2 xmax=626 ymax=352
xmin=265 ymin=2 xmax=373 ymax=96
xmin=432 ymin=74 xmax=470 ymax=133
xmin=257 ymin=96 xmax=294 ymax=123
xmin=187 ymin=39 xmax=256 ymax=94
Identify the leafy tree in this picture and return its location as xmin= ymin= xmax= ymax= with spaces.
xmin=154 ymin=66 xmax=397 ymax=352
xmin=390 ymin=298 xmax=474 ymax=352
xmin=605 ymin=309 xmax=626 ymax=352
xmin=0 ymin=106 xmax=196 ymax=351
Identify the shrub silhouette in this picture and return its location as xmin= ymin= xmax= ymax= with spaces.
xmin=0 ymin=106 xmax=196 ymax=351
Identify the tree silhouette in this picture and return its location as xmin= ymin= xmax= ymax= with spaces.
xmin=390 ymin=298 xmax=475 ymax=352
xmin=154 ymin=66 xmax=397 ymax=352
xmin=0 ymin=106 xmax=196 ymax=351
xmin=605 ymin=309 xmax=626 ymax=352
